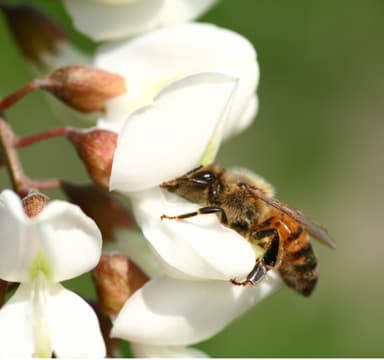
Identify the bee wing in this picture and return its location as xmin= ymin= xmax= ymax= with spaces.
xmin=242 ymin=183 xmax=336 ymax=249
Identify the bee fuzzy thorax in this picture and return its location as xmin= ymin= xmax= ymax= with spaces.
xmin=226 ymin=167 xmax=275 ymax=197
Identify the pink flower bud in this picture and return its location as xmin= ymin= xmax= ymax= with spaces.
xmin=62 ymin=182 xmax=135 ymax=242
xmin=93 ymin=254 xmax=149 ymax=317
xmin=43 ymin=66 xmax=127 ymax=113
xmin=0 ymin=3 xmax=67 ymax=69
xmin=67 ymin=129 xmax=118 ymax=189
xmin=21 ymin=191 xmax=49 ymax=218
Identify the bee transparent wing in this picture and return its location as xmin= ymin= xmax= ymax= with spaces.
xmin=241 ymin=183 xmax=336 ymax=249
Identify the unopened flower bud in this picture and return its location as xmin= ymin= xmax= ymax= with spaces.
xmin=43 ymin=66 xmax=127 ymax=113
xmin=67 ymin=129 xmax=118 ymax=189
xmin=93 ymin=253 xmax=149 ymax=317
xmin=21 ymin=191 xmax=49 ymax=218
xmin=62 ymin=182 xmax=134 ymax=241
xmin=0 ymin=4 xmax=67 ymax=70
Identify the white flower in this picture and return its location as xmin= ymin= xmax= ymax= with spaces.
xmin=62 ymin=0 xmax=218 ymax=41
xmin=95 ymin=22 xmax=259 ymax=139
xmin=130 ymin=188 xmax=258 ymax=280
xmin=99 ymin=23 xmax=258 ymax=192
xmin=0 ymin=190 xmax=105 ymax=358
xmin=109 ymin=191 xmax=282 ymax=349
xmin=110 ymin=72 xmax=238 ymax=192
xmin=113 ymin=273 xmax=281 ymax=347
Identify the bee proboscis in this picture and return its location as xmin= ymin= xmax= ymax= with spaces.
xmin=160 ymin=164 xmax=335 ymax=296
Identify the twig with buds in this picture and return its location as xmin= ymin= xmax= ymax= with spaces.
xmin=0 ymin=116 xmax=119 ymax=195
xmin=0 ymin=66 xmax=127 ymax=113
xmin=0 ymin=64 xmax=124 ymax=195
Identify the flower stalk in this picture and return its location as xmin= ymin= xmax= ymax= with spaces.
xmin=0 ymin=117 xmax=62 ymax=196
xmin=15 ymin=127 xmax=70 ymax=148
xmin=0 ymin=117 xmax=28 ymax=192
xmin=0 ymin=78 xmax=48 ymax=112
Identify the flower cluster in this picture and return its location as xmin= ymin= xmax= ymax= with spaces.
xmin=0 ymin=191 xmax=105 ymax=357
xmin=0 ymin=1 xmax=283 ymax=357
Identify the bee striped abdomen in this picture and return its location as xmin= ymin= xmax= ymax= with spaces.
xmin=273 ymin=213 xmax=318 ymax=296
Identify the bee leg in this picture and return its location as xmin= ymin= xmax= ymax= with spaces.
xmin=231 ymin=228 xmax=282 ymax=286
xmin=253 ymin=229 xmax=281 ymax=268
xmin=231 ymin=262 xmax=267 ymax=286
xmin=161 ymin=206 xmax=228 ymax=223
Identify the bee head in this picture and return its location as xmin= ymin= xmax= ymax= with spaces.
xmin=161 ymin=165 xmax=223 ymax=204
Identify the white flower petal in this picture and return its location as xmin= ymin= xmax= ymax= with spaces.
xmin=0 ymin=190 xmax=37 ymax=282
xmin=110 ymin=72 xmax=237 ymax=192
xmin=0 ymin=189 xmax=27 ymax=221
xmin=46 ymin=282 xmax=106 ymax=358
xmin=0 ymin=284 xmax=35 ymax=357
xmin=223 ymin=93 xmax=259 ymax=139
xmin=63 ymin=0 xmax=216 ymax=41
xmin=95 ymin=22 xmax=258 ymax=133
xmin=222 ymin=65 xmax=258 ymax=140
xmin=130 ymin=188 xmax=258 ymax=280
xmin=107 ymin=228 xmax=165 ymax=278
xmin=0 ymin=192 xmax=102 ymax=283
xmin=159 ymin=0 xmax=217 ymax=25
xmin=36 ymin=201 xmax=102 ymax=282
xmin=64 ymin=0 xmax=163 ymax=41
xmin=131 ymin=342 xmax=208 ymax=358
xmin=96 ymin=22 xmax=254 ymax=89
xmin=112 ymin=273 xmax=282 ymax=346
xmin=0 ymin=281 xmax=106 ymax=358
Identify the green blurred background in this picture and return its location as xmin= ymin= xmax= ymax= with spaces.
xmin=0 ymin=0 xmax=383 ymax=357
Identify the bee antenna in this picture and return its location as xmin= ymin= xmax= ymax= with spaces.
xmin=184 ymin=165 xmax=203 ymax=176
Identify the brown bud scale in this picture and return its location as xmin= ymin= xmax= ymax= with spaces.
xmin=22 ymin=191 xmax=49 ymax=218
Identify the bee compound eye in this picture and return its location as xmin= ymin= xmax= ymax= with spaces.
xmin=192 ymin=171 xmax=216 ymax=185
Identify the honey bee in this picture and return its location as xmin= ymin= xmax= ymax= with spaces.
xmin=160 ymin=164 xmax=335 ymax=296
